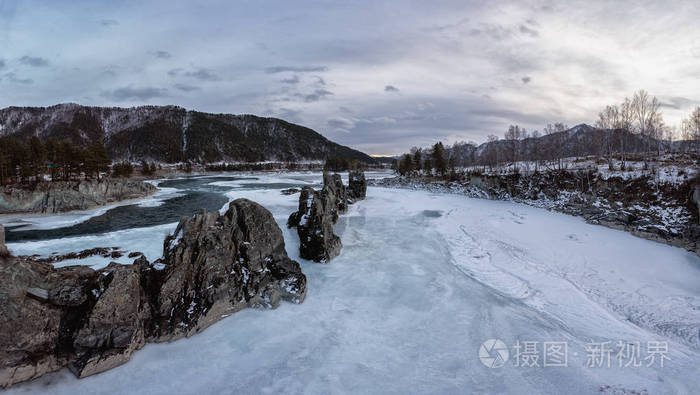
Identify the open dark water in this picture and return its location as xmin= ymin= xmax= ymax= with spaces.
xmin=4 ymin=174 xmax=324 ymax=243
xmin=4 ymin=176 xmax=249 ymax=242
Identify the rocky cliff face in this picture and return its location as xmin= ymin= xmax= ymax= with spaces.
xmin=0 ymin=104 xmax=374 ymax=163
xmin=288 ymin=172 xmax=367 ymax=262
xmin=0 ymin=179 xmax=157 ymax=214
xmin=0 ymin=198 xmax=306 ymax=387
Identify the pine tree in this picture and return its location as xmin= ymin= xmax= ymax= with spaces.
xmin=413 ymin=149 xmax=422 ymax=174
xmin=432 ymin=142 xmax=447 ymax=177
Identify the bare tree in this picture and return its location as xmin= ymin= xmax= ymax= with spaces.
xmin=595 ymin=105 xmax=620 ymax=169
xmin=486 ymin=134 xmax=500 ymax=171
xmin=681 ymin=106 xmax=700 ymax=154
xmin=504 ymin=125 xmax=526 ymax=173
xmin=631 ymin=90 xmax=661 ymax=166
xmin=544 ymin=122 xmax=568 ymax=170
xmin=617 ymin=98 xmax=634 ymax=168
xmin=531 ymin=130 xmax=541 ymax=171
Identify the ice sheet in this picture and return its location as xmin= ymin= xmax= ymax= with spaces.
xmin=5 ymin=174 xmax=700 ymax=394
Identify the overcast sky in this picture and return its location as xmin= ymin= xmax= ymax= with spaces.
xmin=1 ymin=0 xmax=699 ymax=155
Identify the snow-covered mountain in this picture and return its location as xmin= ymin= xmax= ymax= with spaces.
xmin=0 ymin=103 xmax=374 ymax=163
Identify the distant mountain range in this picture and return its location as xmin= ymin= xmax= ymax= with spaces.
xmin=0 ymin=103 xmax=374 ymax=163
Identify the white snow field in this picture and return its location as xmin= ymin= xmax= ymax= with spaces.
xmin=5 ymin=172 xmax=700 ymax=394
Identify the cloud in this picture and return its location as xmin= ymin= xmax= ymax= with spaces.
xmin=469 ymin=24 xmax=513 ymax=41
xmin=151 ymin=50 xmax=172 ymax=59
xmin=281 ymin=75 xmax=299 ymax=84
xmin=518 ymin=24 xmax=539 ymax=38
xmin=384 ymin=85 xmax=400 ymax=93
xmin=169 ymin=67 xmax=220 ymax=81
xmin=101 ymin=86 xmax=168 ymax=101
xmin=301 ymin=89 xmax=333 ymax=102
xmin=0 ymin=59 xmax=5 ymax=69
xmin=274 ymin=107 xmax=302 ymax=122
xmin=1 ymin=0 xmax=698 ymax=155
xmin=660 ymin=96 xmax=696 ymax=110
xmin=2 ymin=72 xmax=33 ymax=84
xmin=99 ymin=19 xmax=119 ymax=27
xmin=174 ymin=83 xmax=201 ymax=92
xmin=327 ymin=117 xmax=355 ymax=131
xmin=19 ymin=55 xmax=49 ymax=67
xmin=264 ymin=65 xmax=328 ymax=74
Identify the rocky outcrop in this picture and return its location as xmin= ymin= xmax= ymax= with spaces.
xmin=0 ymin=224 xmax=8 ymax=257
xmin=288 ymin=186 xmax=343 ymax=262
xmin=0 ymin=179 xmax=157 ymax=214
xmin=348 ymin=170 xmax=367 ymax=201
xmin=146 ymin=199 xmax=306 ymax=341
xmin=0 ymin=198 xmax=306 ymax=388
xmin=288 ymin=172 xmax=366 ymax=262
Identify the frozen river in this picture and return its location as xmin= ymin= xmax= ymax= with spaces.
xmin=4 ymin=172 xmax=700 ymax=394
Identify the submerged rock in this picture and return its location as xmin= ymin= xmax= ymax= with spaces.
xmin=0 ymin=198 xmax=306 ymax=388
xmin=280 ymin=188 xmax=300 ymax=195
xmin=288 ymin=171 xmax=366 ymax=263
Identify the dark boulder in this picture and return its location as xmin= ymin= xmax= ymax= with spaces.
xmin=348 ymin=170 xmax=367 ymax=201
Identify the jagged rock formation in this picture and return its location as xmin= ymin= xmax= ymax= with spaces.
xmin=348 ymin=170 xmax=367 ymax=201
xmin=0 ymin=198 xmax=306 ymax=388
xmin=0 ymin=103 xmax=374 ymax=163
xmin=288 ymin=172 xmax=366 ymax=262
xmin=146 ymin=199 xmax=307 ymax=341
xmin=0 ymin=179 xmax=156 ymax=214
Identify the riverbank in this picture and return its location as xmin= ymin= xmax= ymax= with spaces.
xmin=371 ymin=172 xmax=700 ymax=256
xmin=0 ymin=179 xmax=157 ymax=215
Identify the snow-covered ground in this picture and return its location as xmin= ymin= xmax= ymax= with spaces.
xmin=460 ymin=154 xmax=698 ymax=185
xmin=5 ymin=172 xmax=700 ymax=394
